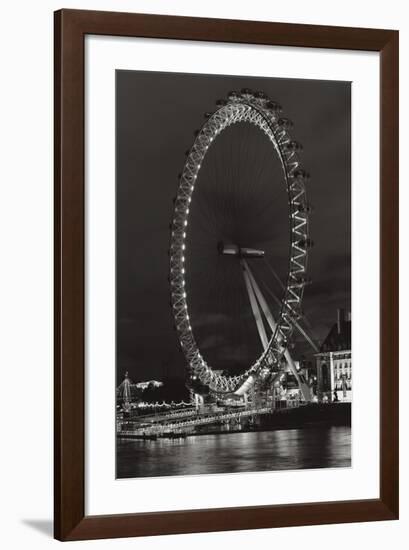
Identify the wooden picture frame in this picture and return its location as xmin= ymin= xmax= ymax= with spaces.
xmin=54 ymin=8 xmax=399 ymax=541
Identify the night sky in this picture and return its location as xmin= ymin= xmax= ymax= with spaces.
xmin=116 ymin=70 xmax=351 ymax=385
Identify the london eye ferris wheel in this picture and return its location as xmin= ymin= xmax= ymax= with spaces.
xmin=169 ymin=88 xmax=313 ymax=399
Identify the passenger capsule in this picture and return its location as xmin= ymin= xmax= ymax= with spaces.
xmin=296 ymin=238 xmax=314 ymax=249
xmin=277 ymin=117 xmax=293 ymax=128
xmin=216 ymin=98 xmax=227 ymax=106
xmin=293 ymin=168 xmax=307 ymax=178
xmin=228 ymin=91 xmax=240 ymax=100
xmin=266 ymin=101 xmax=282 ymax=112
xmin=286 ymin=140 xmax=303 ymax=151
xmin=254 ymin=91 xmax=267 ymax=99
xmin=294 ymin=275 xmax=312 ymax=285
xmin=240 ymin=87 xmax=253 ymax=96
xmin=204 ymin=111 xmax=213 ymax=118
xmin=293 ymin=168 xmax=310 ymax=180
xmin=297 ymin=202 xmax=313 ymax=213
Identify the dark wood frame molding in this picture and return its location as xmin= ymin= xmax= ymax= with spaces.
xmin=54 ymin=9 xmax=399 ymax=541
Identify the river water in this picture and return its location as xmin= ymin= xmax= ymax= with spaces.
xmin=116 ymin=426 xmax=351 ymax=478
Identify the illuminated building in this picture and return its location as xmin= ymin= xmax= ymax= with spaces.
xmin=315 ymin=309 xmax=351 ymax=402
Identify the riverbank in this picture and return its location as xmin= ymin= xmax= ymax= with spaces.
xmin=117 ymin=402 xmax=351 ymax=440
xmin=258 ymin=402 xmax=351 ymax=430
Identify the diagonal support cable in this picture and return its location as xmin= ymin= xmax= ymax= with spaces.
xmin=242 ymin=260 xmax=312 ymax=402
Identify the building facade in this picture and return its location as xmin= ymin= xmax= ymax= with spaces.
xmin=315 ymin=309 xmax=352 ymax=402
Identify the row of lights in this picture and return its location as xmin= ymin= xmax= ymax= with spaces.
xmin=170 ymin=92 xmax=309 ymax=393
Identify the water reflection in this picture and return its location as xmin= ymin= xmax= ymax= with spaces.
xmin=116 ymin=427 xmax=351 ymax=479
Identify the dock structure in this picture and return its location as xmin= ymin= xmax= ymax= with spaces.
xmin=118 ymin=407 xmax=270 ymax=437
xmin=117 ymin=400 xmax=305 ymax=438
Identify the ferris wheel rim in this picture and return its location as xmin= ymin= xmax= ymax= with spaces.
xmin=169 ymin=92 xmax=310 ymax=393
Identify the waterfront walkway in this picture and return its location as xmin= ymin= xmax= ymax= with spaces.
xmin=117 ymin=402 xmax=304 ymax=437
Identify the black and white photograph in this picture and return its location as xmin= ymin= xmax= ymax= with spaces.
xmin=0 ymin=0 xmax=402 ymax=546
xmin=115 ymin=70 xmax=351 ymax=479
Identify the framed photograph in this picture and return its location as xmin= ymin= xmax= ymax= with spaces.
xmin=54 ymin=9 xmax=398 ymax=541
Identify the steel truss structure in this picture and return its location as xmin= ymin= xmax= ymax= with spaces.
xmin=170 ymin=90 xmax=311 ymax=393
